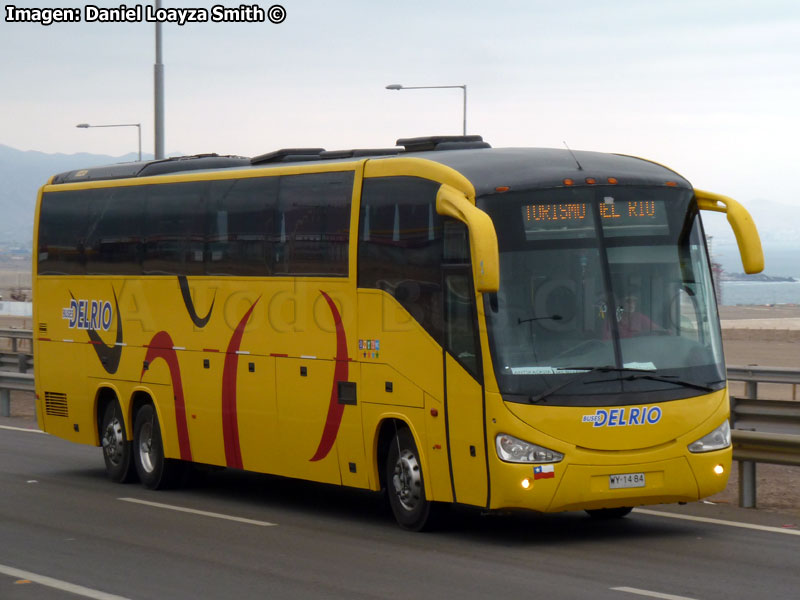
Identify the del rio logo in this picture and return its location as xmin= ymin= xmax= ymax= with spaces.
xmin=582 ymin=406 xmax=662 ymax=428
xmin=62 ymin=299 xmax=113 ymax=331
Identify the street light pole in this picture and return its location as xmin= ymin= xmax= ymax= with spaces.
xmin=154 ymin=0 xmax=165 ymax=160
xmin=385 ymin=83 xmax=468 ymax=135
xmin=76 ymin=123 xmax=142 ymax=161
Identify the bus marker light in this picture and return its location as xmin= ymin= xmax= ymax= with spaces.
xmin=495 ymin=186 xmax=510 ymax=193
xmin=607 ymin=177 xmax=618 ymax=184
xmin=714 ymin=464 xmax=725 ymax=475
xmin=563 ymin=178 xmax=574 ymax=186
xmin=585 ymin=177 xmax=597 ymax=184
xmin=521 ymin=478 xmax=531 ymax=489
xmin=665 ymin=181 xmax=678 ymax=187
xmin=430 ymin=408 xmax=439 ymax=417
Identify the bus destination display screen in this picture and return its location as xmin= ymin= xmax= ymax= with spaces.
xmin=522 ymin=198 xmax=669 ymax=240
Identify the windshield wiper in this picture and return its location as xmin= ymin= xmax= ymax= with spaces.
xmin=617 ymin=373 xmax=716 ymax=393
xmin=527 ymin=366 xmax=630 ymax=404
xmin=527 ymin=366 xmax=713 ymax=404
xmin=518 ymin=314 xmax=563 ymax=325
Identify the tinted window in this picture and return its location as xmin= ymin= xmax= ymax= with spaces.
xmin=38 ymin=191 xmax=90 ymax=275
xmin=358 ymin=177 xmax=444 ymax=343
xmin=275 ymin=171 xmax=352 ymax=276
xmin=85 ymin=186 xmax=144 ymax=275
xmin=207 ymin=177 xmax=278 ymax=276
xmin=143 ymin=182 xmax=207 ymax=275
xmin=38 ymin=171 xmax=354 ymax=279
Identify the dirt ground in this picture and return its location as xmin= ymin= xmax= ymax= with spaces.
xmin=2 ymin=305 xmax=799 ymax=517
xmin=0 ymin=265 xmax=32 ymax=302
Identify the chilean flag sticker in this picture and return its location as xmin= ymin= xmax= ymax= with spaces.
xmin=533 ymin=464 xmax=555 ymax=480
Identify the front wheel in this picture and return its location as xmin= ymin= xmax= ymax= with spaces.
xmin=386 ymin=427 xmax=433 ymax=531
xmin=133 ymin=404 xmax=182 ymax=489
xmin=100 ymin=401 xmax=136 ymax=483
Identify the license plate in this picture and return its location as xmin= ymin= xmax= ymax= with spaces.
xmin=609 ymin=472 xmax=646 ymax=489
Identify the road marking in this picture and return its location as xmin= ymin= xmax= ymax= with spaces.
xmin=634 ymin=508 xmax=800 ymax=536
xmin=119 ymin=497 xmax=276 ymax=527
xmin=0 ymin=563 xmax=131 ymax=600
xmin=612 ymin=587 xmax=698 ymax=600
xmin=0 ymin=424 xmax=46 ymax=434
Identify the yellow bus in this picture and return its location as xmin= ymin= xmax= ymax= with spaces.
xmin=33 ymin=135 xmax=763 ymax=530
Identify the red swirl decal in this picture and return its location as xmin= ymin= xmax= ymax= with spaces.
xmin=310 ymin=290 xmax=349 ymax=462
xmin=140 ymin=331 xmax=192 ymax=461
xmin=221 ymin=299 xmax=260 ymax=469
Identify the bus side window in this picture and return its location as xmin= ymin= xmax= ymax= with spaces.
xmin=358 ymin=176 xmax=444 ymax=343
xmin=85 ymin=186 xmax=144 ymax=275
xmin=274 ymin=171 xmax=353 ymax=276
xmin=38 ymin=190 xmax=91 ymax=275
xmin=445 ymin=270 xmax=480 ymax=378
xmin=143 ymin=181 xmax=207 ymax=276
xmin=206 ymin=177 xmax=278 ymax=276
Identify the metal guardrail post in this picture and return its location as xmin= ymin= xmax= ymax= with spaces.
xmin=0 ymin=388 xmax=9 ymax=418
xmin=739 ymin=381 xmax=758 ymax=507
xmin=738 ymin=459 xmax=757 ymax=508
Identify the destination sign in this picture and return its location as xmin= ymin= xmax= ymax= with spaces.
xmin=522 ymin=198 xmax=668 ymax=240
xmin=524 ymin=200 xmax=658 ymax=223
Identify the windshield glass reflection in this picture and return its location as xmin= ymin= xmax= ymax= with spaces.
xmin=479 ymin=186 xmax=725 ymax=406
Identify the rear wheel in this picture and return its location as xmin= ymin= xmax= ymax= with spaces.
xmin=386 ymin=427 xmax=433 ymax=531
xmin=133 ymin=404 xmax=182 ymax=489
xmin=586 ymin=507 xmax=633 ymax=519
xmin=100 ymin=401 xmax=136 ymax=483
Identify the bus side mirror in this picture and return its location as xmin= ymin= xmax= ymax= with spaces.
xmin=436 ymin=184 xmax=500 ymax=292
xmin=695 ymin=189 xmax=764 ymax=274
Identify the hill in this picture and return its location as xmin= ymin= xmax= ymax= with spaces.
xmin=0 ymin=144 xmax=142 ymax=244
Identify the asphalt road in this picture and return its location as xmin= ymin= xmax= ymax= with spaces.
xmin=1 ymin=424 xmax=798 ymax=600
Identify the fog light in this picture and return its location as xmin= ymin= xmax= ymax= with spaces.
xmin=714 ymin=464 xmax=725 ymax=476
xmin=521 ymin=478 xmax=531 ymax=489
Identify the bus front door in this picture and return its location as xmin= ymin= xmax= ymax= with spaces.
xmin=444 ymin=268 xmax=489 ymax=508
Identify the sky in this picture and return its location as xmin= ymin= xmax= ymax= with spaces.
xmin=2 ymin=0 xmax=800 ymax=213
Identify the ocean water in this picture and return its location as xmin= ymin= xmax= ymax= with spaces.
xmin=720 ymin=281 xmax=800 ymax=306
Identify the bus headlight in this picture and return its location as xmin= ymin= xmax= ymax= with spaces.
xmin=496 ymin=433 xmax=564 ymax=464
xmin=688 ymin=420 xmax=731 ymax=453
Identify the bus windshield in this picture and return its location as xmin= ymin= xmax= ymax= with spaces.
xmin=478 ymin=186 xmax=725 ymax=406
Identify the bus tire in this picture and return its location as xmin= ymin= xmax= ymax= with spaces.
xmin=100 ymin=400 xmax=136 ymax=483
xmin=386 ymin=427 xmax=433 ymax=531
xmin=133 ymin=403 xmax=181 ymax=490
xmin=586 ymin=507 xmax=633 ymax=519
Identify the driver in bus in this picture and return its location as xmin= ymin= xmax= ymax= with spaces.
xmin=604 ymin=293 xmax=661 ymax=338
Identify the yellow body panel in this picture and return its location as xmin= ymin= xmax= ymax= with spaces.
xmin=486 ymin=389 xmax=731 ymax=512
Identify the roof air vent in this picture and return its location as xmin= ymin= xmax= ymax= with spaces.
xmin=250 ymin=148 xmax=325 ymax=165
xmin=396 ymin=135 xmax=490 ymax=152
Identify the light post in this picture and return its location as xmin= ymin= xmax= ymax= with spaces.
xmin=76 ymin=123 xmax=142 ymax=161
xmin=385 ymin=83 xmax=467 ymax=135
xmin=154 ymin=0 xmax=165 ymax=160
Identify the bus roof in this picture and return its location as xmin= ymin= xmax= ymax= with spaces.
xmin=50 ymin=135 xmax=690 ymax=194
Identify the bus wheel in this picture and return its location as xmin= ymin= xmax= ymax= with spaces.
xmin=133 ymin=404 xmax=180 ymax=490
xmin=100 ymin=401 xmax=136 ymax=483
xmin=386 ymin=428 xmax=432 ymax=531
xmin=586 ymin=507 xmax=633 ymax=519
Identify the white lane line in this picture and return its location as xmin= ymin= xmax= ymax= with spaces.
xmin=119 ymin=497 xmax=276 ymax=527
xmin=0 ymin=563 xmax=131 ymax=600
xmin=0 ymin=424 xmax=46 ymax=434
xmin=634 ymin=508 xmax=800 ymax=536
xmin=612 ymin=587 xmax=698 ymax=600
